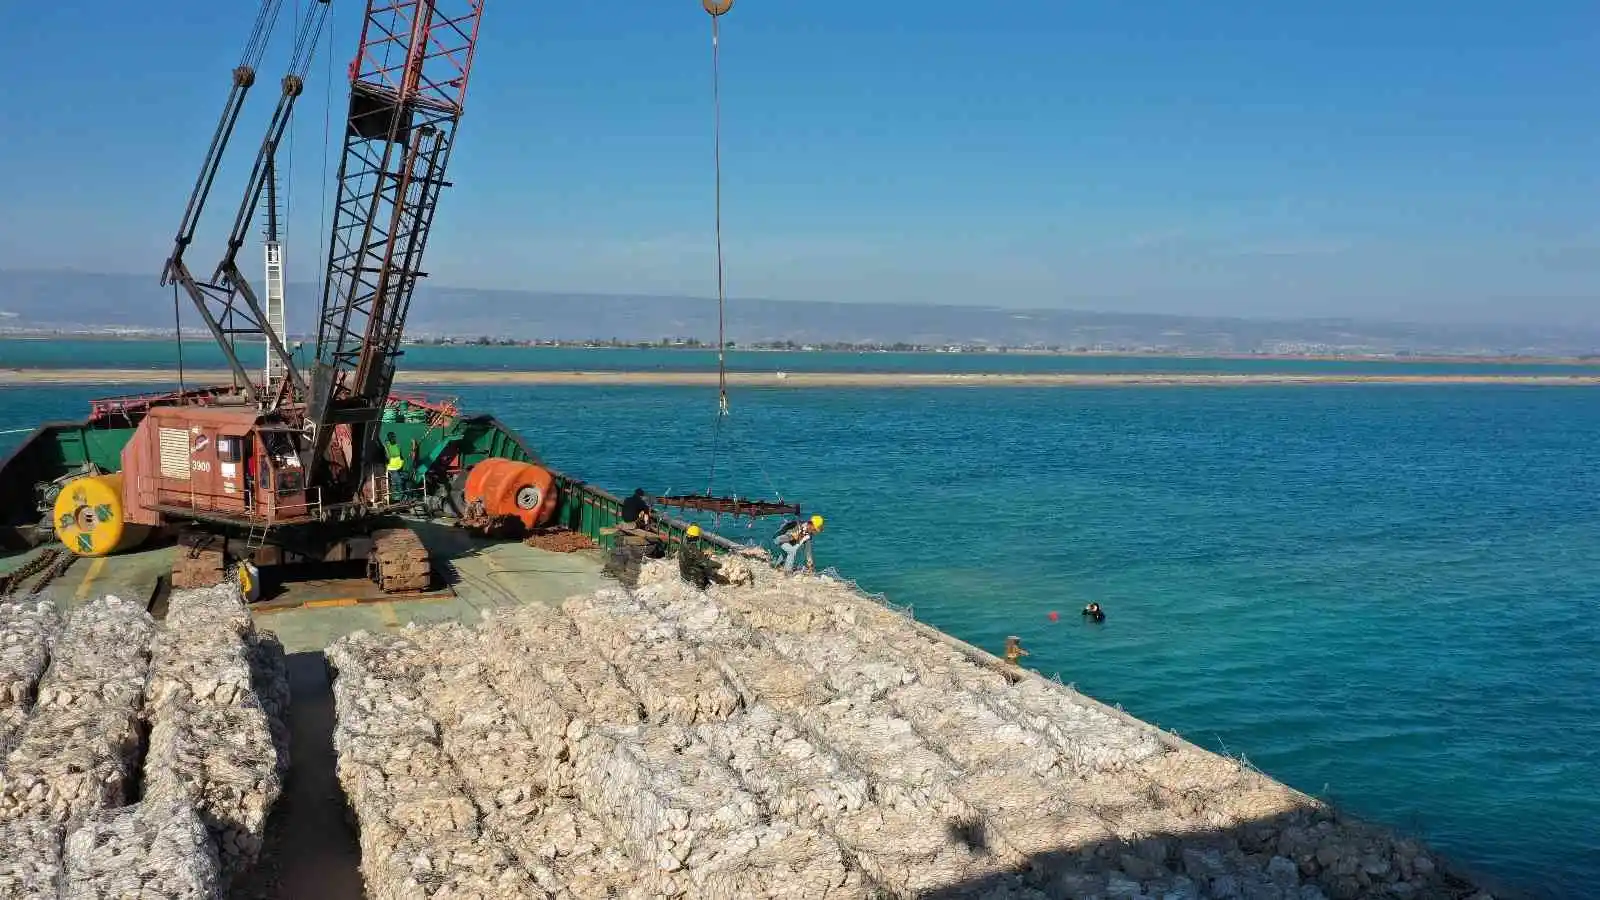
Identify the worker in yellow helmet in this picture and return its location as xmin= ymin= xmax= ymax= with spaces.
xmin=773 ymin=513 xmax=824 ymax=573
xmin=678 ymin=523 xmax=723 ymax=590
xmin=383 ymin=431 xmax=407 ymax=500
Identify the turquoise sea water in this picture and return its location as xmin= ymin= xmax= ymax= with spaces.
xmin=3 ymin=337 xmax=1600 ymax=376
xmin=3 ymin=380 xmax=1598 ymax=897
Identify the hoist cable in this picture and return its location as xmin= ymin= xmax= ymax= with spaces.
xmin=284 ymin=0 xmax=298 ymax=248
xmin=315 ymin=0 xmax=335 ymax=353
xmin=697 ymin=0 xmax=792 ymax=515
xmin=704 ymin=4 xmax=730 ymax=498
xmin=711 ymin=11 xmax=729 ymax=418
xmin=241 ymin=0 xmax=287 ymax=68
xmin=706 ymin=411 xmax=723 ymax=497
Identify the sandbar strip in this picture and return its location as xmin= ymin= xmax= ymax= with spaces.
xmin=2 ymin=368 xmax=1598 ymax=387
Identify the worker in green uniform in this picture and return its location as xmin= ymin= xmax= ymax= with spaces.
xmin=384 ymin=431 xmax=406 ymax=499
xmin=678 ymin=524 xmax=724 ymax=590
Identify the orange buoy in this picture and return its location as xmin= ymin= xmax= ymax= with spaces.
xmin=1048 ymin=610 xmax=1060 ymax=622
xmin=461 ymin=458 xmax=559 ymax=532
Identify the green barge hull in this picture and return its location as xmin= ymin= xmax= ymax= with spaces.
xmin=0 ymin=386 xmax=730 ymax=562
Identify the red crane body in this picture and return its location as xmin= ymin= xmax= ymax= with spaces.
xmin=112 ymin=0 xmax=501 ymax=595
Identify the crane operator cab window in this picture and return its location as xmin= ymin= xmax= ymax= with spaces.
xmin=217 ymin=435 xmax=248 ymax=505
xmin=262 ymin=432 xmax=305 ymax=495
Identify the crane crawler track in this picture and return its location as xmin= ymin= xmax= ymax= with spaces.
xmin=368 ymin=528 xmax=431 ymax=594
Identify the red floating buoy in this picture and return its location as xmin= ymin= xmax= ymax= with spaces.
xmin=1047 ymin=610 xmax=1060 ymax=622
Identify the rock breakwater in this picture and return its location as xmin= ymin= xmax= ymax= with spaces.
xmin=327 ymin=558 xmax=1499 ymax=899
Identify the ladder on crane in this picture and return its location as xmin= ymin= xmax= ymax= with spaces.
xmin=263 ymin=155 xmax=289 ymax=395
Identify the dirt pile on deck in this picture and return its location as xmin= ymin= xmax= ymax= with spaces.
xmin=328 ymin=559 xmax=1490 ymax=900
xmin=0 ymin=586 xmax=289 ymax=899
xmin=524 ymin=528 xmax=599 ymax=553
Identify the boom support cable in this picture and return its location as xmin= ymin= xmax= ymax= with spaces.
xmin=242 ymin=0 xmax=287 ymax=66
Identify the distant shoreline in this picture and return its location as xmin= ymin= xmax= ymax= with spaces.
xmin=0 ymin=335 xmax=1595 ymax=366
xmin=3 ymin=368 xmax=1599 ymax=388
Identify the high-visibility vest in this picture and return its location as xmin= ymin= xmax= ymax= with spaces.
xmin=385 ymin=443 xmax=404 ymax=471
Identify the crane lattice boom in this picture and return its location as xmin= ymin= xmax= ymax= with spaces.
xmin=161 ymin=0 xmax=329 ymax=406
xmin=306 ymin=0 xmax=486 ymax=476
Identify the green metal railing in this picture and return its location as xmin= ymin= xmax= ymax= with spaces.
xmin=550 ymin=473 xmax=744 ymax=556
xmin=0 ymin=405 xmax=757 ymax=559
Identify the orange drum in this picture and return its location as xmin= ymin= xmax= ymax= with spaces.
xmin=461 ymin=458 xmax=559 ymax=532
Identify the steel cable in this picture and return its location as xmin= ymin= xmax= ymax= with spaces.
xmin=698 ymin=1 xmax=789 ymax=514
xmin=705 ymin=6 xmax=731 ymax=499
xmin=711 ymin=11 xmax=729 ymax=419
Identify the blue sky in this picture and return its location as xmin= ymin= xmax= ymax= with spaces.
xmin=0 ymin=0 xmax=1595 ymax=323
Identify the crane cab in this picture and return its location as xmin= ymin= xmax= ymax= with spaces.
xmin=120 ymin=406 xmax=313 ymax=528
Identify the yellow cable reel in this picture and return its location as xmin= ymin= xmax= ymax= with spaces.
xmin=52 ymin=474 xmax=151 ymax=557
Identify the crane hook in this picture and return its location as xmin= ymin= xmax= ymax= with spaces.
xmin=703 ymin=0 xmax=733 ymax=15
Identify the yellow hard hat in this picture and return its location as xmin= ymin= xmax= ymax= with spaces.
xmin=810 ymin=515 xmax=824 ymax=530
xmin=685 ymin=525 xmax=702 ymax=538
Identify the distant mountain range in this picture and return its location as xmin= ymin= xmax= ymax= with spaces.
xmin=1 ymin=269 xmax=1595 ymax=357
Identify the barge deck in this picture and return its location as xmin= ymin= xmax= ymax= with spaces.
xmin=4 ymin=533 xmax=1522 ymax=899
xmin=0 ymin=412 xmax=1521 ymax=899
xmin=2 ymin=522 xmax=608 ymax=900
xmin=1 ymin=519 xmax=607 ymax=654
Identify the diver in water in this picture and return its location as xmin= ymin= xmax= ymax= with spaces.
xmin=1082 ymin=602 xmax=1105 ymax=623
xmin=1003 ymin=636 xmax=1029 ymax=665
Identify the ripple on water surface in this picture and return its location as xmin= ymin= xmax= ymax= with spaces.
xmin=2 ymin=382 xmax=1597 ymax=897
